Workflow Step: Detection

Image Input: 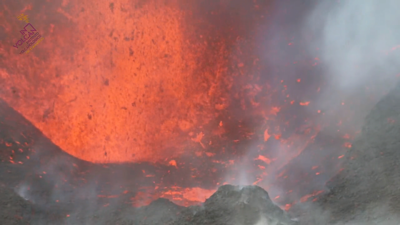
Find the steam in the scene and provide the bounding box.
[253,215,268,225]
[307,0,400,133]
[261,1,400,222]
[12,140,127,225]
[226,0,400,221]
[4,0,400,224]
[15,184,31,202]
[308,0,400,90]
[292,201,400,225]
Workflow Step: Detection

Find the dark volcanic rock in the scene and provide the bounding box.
[53,197,184,225]
[171,185,297,225]
[318,81,400,222]
[36,185,297,225]
[0,184,72,225]
[0,184,301,225]
[0,185,32,225]
[131,198,185,225]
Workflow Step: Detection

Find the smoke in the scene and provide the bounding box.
[15,184,31,202]
[225,0,400,214]
[3,0,400,224]
[253,215,269,225]
[225,0,400,220]
[250,201,400,225]
[292,201,400,225]
[304,0,400,133]
[11,137,130,225]
[307,0,400,90]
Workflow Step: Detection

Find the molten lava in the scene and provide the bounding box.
[0,0,243,163]
[0,0,362,209]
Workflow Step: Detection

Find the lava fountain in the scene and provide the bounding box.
[1,0,398,209]
[1,0,248,163]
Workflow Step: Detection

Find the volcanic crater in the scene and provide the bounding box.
[1,0,400,224]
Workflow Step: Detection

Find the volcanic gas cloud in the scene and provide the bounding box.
[1,0,399,208]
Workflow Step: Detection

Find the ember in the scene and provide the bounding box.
[1,0,400,224]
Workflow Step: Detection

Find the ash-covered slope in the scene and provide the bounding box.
[171,185,298,225]
[0,185,183,225]
[318,81,400,222]
[0,184,67,225]
[129,198,185,225]
[0,184,297,225]
[0,185,32,225]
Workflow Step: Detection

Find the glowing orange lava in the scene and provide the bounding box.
[0,0,236,163]
[1,0,354,209]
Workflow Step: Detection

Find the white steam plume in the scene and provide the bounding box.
[224,0,400,212]
[306,0,400,131]
[307,0,400,90]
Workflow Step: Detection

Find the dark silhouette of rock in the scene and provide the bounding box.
[0,185,32,225]
[170,185,298,225]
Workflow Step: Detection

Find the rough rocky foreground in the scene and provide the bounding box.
[2,85,400,225]
[2,81,400,225]
[0,183,299,225]
[314,81,400,224]
[170,185,298,225]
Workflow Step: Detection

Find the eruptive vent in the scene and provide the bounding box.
[2,0,399,210]
[1,0,246,163]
